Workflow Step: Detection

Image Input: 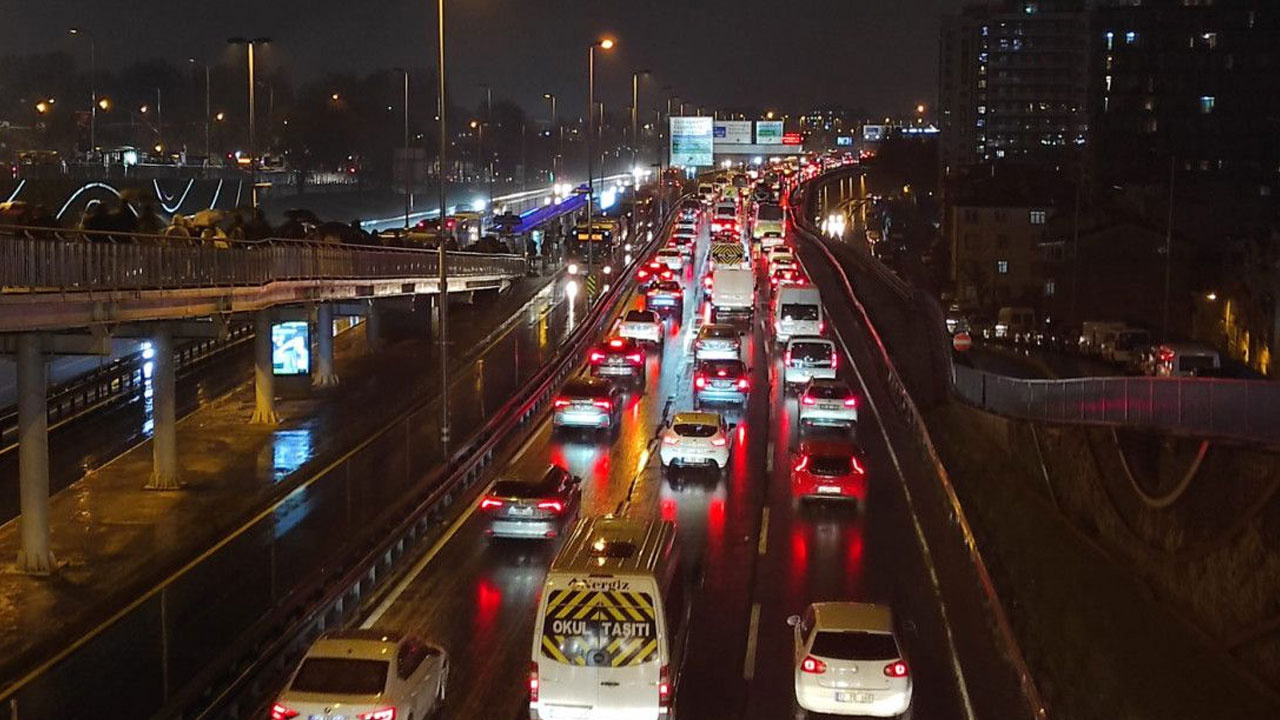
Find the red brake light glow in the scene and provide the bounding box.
[529,663,540,702]
[794,455,809,472]
[553,398,571,408]
[271,705,300,720]
[625,352,644,364]
[801,394,816,405]
[480,497,504,510]
[537,500,564,513]
[357,710,396,720]
[589,351,606,363]
[801,656,827,674]
[711,436,727,447]
[851,456,866,475]
[694,375,706,389]
[831,353,839,369]
[844,396,858,408]
[659,665,671,706]
[609,338,624,348]
[884,661,908,678]
[737,378,749,390]
[592,399,612,411]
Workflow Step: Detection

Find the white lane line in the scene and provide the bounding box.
[743,602,762,680]
[361,479,494,628]
[757,507,770,556]
[766,441,774,471]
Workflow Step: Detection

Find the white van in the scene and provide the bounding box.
[710,268,755,320]
[1155,342,1221,377]
[774,286,824,343]
[753,203,785,242]
[530,517,685,720]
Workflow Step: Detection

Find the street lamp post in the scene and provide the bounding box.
[227,37,271,207]
[68,28,96,156]
[188,58,211,160]
[586,38,616,282]
[631,69,649,171]
[435,0,451,444]
[543,93,558,180]
[394,68,411,229]
[154,87,163,152]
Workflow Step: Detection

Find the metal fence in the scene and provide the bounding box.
[0,233,527,293]
[953,364,1280,445]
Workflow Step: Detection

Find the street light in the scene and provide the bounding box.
[434,0,451,444]
[587,37,616,281]
[68,27,96,155]
[227,36,271,207]
[393,68,411,229]
[188,58,212,160]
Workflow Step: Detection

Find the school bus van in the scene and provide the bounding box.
[530,517,687,720]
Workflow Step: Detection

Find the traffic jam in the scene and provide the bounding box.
[269,161,914,720]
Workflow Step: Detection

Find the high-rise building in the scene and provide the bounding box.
[1090,0,1279,186]
[939,1,1090,177]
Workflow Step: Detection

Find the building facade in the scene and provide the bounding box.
[950,199,1054,309]
[939,0,1090,177]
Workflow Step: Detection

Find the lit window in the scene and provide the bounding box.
[1199,96,1216,114]
[1044,280,1056,296]
[1105,75,1113,92]
[1125,31,1138,45]
[1030,210,1046,225]
[1105,31,1114,51]
[1200,32,1217,49]
[996,260,1009,275]
[1024,2,1038,14]
[978,105,987,115]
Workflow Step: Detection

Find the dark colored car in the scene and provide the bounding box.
[588,336,647,389]
[645,280,685,317]
[693,359,750,407]
[481,465,582,540]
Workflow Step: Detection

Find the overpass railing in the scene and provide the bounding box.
[953,365,1280,445]
[0,229,526,293]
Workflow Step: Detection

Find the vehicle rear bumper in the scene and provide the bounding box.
[553,411,612,428]
[487,517,559,539]
[794,682,911,717]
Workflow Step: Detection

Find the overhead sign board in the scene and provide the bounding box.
[862,124,886,142]
[836,136,853,146]
[712,120,752,145]
[755,120,784,144]
[670,116,714,167]
[782,133,804,146]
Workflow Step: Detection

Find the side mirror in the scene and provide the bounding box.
[571,476,583,485]
[786,615,801,628]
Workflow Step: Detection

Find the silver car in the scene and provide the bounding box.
[798,379,858,428]
[694,323,742,361]
[481,466,581,540]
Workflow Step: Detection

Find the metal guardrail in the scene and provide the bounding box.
[0,230,527,294]
[0,324,253,452]
[952,365,1280,445]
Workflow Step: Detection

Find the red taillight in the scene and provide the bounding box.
[784,350,792,365]
[851,456,866,475]
[625,352,644,364]
[844,396,858,408]
[592,399,612,411]
[553,398,571,408]
[663,435,679,445]
[529,662,540,702]
[480,497,504,511]
[358,710,395,720]
[694,375,706,389]
[271,705,300,720]
[884,661,909,678]
[830,353,839,369]
[801,394,816,406]
[819,319,826,333]
[537,500,564,513]
[737,378,749,390]
[703,276,714,289]
[609,338,625,348]
[659,665,671,706]
[794,455,809,472]
[801,656,827,674]
[589,351,606,363]
[661,270,674,281]
[711,436,727,447]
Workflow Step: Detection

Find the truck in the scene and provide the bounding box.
[1079,320,1127,356]
[709,268,754,320]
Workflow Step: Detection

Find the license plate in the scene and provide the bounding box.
[511,506,533,516]
[820,402,842,410]
[818,485,842,494]
[712,381,734,389]
[835,691,874,704]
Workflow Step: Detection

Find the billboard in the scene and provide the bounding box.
[670,116,713,167]
[782,133,804,146]
[836,136,853,146]
[712,120,752,145]
[755,120,784,144]
[272,321,311,376]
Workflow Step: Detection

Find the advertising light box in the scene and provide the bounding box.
[670,116,714,167]
[272,321,311,376]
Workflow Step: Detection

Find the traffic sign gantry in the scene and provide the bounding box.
[952,331,973,352]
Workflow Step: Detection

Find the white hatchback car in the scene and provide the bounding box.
[798,378,859,428]
[272,629,448,720]
[659,411,732,471]
[788,603,912,718]
[783,336,838,390]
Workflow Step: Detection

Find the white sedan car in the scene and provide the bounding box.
[273,629,448,720]
[789,603,912,718]
[798,378,859,428]
[659,411,732,471]
[655,248,686,272]
[617,309,664,348]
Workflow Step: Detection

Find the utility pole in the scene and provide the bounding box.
[1162,156,1176,341]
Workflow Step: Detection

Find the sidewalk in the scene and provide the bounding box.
[0,275,559,690]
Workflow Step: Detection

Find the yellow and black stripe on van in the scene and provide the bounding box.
[540,589,660,667]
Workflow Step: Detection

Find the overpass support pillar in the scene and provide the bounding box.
[365,299,382,353]
[15,333,57,575]
[313,304,339,388]
[251,311,280,425]
[145,324,181,490]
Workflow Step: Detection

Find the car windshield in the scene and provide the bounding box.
[810,631,899,661]
[757,205,783,220]
[806,383,850,399]
[700,360,744,376]
[674,423,718,438]
[791,342,833,362]
[290,657,389,695]
[624,310,656,323]
[781,304,820,322]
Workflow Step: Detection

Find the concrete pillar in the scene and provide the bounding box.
[251,311,280,425]
[15,333,56,575]
[365,299,382,353]
[313,303,340,388]
[145,325,181,489]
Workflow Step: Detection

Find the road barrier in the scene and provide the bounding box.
[952,365,1280,445]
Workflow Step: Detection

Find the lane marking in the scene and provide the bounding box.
[766,441,774,471]
[361,479,494,628]
[743,602,762,680]
[757,507,770,556]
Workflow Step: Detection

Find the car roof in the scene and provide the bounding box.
[309,630,404,658]
[671,411,721,426]
[811,602,894,633]
[563,375,613,393]
[806,378,850,389]
[700,323,737,334]
[788,335,833,346]
[657,248,680,254]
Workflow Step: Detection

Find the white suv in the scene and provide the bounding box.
[783,336,838,390]
[788,603,912,718]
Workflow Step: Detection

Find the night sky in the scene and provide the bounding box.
[2,0,968,119]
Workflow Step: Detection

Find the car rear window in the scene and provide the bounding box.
[757,205,783,220]
[492,479,553,498]
[625,310,656,323]
[809,455,853,477]
[781,304,820,322]
[291,658,389,695]
[811,631,899,661]
[716,206,735,217]
[806,383,850,399]
[563,380,610,399]
[541,590,658,666]
[658,249,679,257]
[700,360,744,376]
[652,281,682,293]
[704,326,738,339]
[790,342,833,362]
[674,423,717,438]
